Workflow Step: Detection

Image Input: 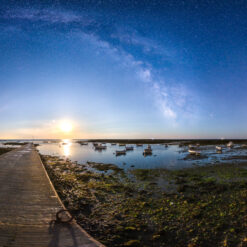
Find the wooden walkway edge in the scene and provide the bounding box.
[0,144,104,247]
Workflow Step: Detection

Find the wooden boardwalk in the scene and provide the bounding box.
[0,144,104,247]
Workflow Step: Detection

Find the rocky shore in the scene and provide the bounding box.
[42,154,247,247]
[0,147,15,155]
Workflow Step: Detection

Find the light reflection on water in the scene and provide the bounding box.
[35,140,247,170]
[61,139,71,157]
[1,139,247,169]
[37,141,192,169]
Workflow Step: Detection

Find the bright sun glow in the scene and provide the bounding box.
[60,122,73,133]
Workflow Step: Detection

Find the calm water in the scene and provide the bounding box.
[1,139,247,169]
[34,139,247,170]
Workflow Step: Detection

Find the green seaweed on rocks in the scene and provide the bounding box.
[0,147,15,155]
[41,154,247,247]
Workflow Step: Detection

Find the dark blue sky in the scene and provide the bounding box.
[0,0,247,138]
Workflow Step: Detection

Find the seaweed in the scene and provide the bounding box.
[42,154,247,247]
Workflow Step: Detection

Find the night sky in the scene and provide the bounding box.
[1,0,247,139]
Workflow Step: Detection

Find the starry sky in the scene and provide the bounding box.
[0,0,247,139]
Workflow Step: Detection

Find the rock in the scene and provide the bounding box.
[124,240,141,246]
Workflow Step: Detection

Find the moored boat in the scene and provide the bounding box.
[143,148,152,155]
[126,146,134,151]
[116,150,126,156]
[79,142,88,145]
[143,145,152,155]
[188,149,196,155]
[188,149,200,155]
[95,144,107,150]
[227,141,234,148]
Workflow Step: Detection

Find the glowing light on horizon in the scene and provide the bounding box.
[60,121,73,133]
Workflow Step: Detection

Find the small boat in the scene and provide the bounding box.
[111,143,117,146]
[119,143,126,147]
[116,150,126,156]
[227,141,234,148]
[188,149,200,155]
[196,143,200,147]
[93,143,99,147]
[79,142,88,145]
[136,144,143,147]
[188,144,193,148]
[165,144,168,148]
[143,145,152,156]
[242,144,247,148]
[126,146,134,151]
[188,149,196,155]
[95,144,107,150]
[216,146,222,151]
[143,148,152,155]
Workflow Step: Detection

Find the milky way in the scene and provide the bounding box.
[0,0,247,138]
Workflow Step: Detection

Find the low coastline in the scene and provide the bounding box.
[41,153,247,247]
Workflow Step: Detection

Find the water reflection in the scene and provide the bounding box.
[38,141,194,169]
[37,140,247,170]
[61,139,71,157]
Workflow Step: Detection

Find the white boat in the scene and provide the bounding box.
[116,150,126,156]
[95,144,107,150]
[216,146,222,151]
[188,149,196,155]
[126,146,134,151]
[227,141,234,148]
[188,149,200,155]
